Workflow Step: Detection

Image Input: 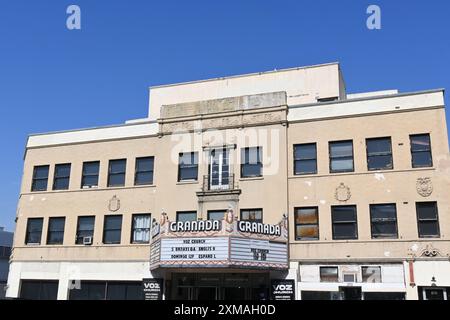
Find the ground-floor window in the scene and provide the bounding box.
[19,280,58,300]
[69,281,143,300]
[363,292,405,300]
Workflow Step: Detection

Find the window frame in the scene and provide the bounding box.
[369,203,398,239]
[329,140,354,173]
[410,134,433,168]
[416,202,440,238]
[293,143,318,175]
[25,217,44,245]
[131,213,151,244]
[240,147,263,178]
[75,215,96,245]
[366,137,393,171]
[331,205,358,240]
[176,211,197,222]
[361,266,382,283]
[178,152,199,182]
[52,163,71,190]
[81,161,100,188]
[294,207,319,241]
[31,165,50,192]
[107,159,127,187]
[46,217,66,245]
[134,157,154,186]
[319,266,339,283]
[240,208,263,223]
[103,215,123,244]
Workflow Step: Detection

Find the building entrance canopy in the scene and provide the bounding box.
[150,211,288,270]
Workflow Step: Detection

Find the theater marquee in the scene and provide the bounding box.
[150,210,288,270]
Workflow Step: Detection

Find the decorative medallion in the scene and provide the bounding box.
[420,244,441,257]
[160,211,168,227]
[416,177,433,197]
[334,183,351,202]
[108,195,120,212]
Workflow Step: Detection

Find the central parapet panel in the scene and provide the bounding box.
[150,212,288,270]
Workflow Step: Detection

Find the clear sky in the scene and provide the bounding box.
[0,0,449,231]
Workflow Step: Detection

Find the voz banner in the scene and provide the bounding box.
[271,279,295,300]
[143,278,163,300]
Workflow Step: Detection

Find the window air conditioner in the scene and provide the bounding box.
[343,273,356,283]
[83,236,93,245]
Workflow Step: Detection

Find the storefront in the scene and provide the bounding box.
[148,211,290,300]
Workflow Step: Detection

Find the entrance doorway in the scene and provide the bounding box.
[422,287,448,300]
[169,273,269,300]
[339,286,362,300]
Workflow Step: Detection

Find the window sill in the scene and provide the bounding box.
[239,176,264,181]
[176,180,199,185]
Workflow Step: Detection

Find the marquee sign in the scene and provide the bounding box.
[150,210,288,270]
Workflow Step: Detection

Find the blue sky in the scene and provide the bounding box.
[0,0,449,231]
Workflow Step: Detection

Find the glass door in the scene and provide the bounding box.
[210,148,229,190]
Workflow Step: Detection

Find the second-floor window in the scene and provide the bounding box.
[294,143,317,175]
[53,163,71,190]
[366,137,393,170]
[81,161,100,188]
[240,209,263,223]
[294,207,319,240]
[76,216,95,244]
[370,204,398,238]
[176,211,197,222]
[108,159,127,187]
[103,215,123,244]
[329,140,354,173]
[331,205,358,240]
[25,218,43,244]
[207,210,226,221]
[31,165,49,192]
[134,157,154,185]
[131,214,151,243]
[410,134,433,168]
[362,266,382,283]
[241,147,263,178]
[178,152,198,181]
[416,202,440,238]
[47,217,65,245]
[320,266,338,282]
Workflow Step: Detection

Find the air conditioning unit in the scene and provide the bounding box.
[83,236,93,245]
[343,273,356,283]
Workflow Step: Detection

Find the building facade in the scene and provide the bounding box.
[0,227,13,299]
[6,62,450,300]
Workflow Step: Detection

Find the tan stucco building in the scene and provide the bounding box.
[6,62,450,300]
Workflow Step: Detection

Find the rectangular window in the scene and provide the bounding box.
[410,134,433,168]
[178,152,198,181]
[31,165,49,191]
[47,217,65,245]
[134,157,154,185]
[81,161,100,188]
[362,266,382,283]
[320,266,339,282]
[240,209,263,223]
[241,147,263,178]
[52,163,71,190]
[294,143,317,175]
[131,214,151,243]
[207,210,226,221]
[25,218,43,244]
[68,281,143,300]
[19,280,58,300]
[329,140,354,173]
[416,202,440,238]
[103,215,123,244]
[176,211,197,222]
[366,137,393,170]
[331,205,358,240]
[294,207,319,240]
[370,204,398,239]
[76,216,95,244]
[108,159,127,187]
